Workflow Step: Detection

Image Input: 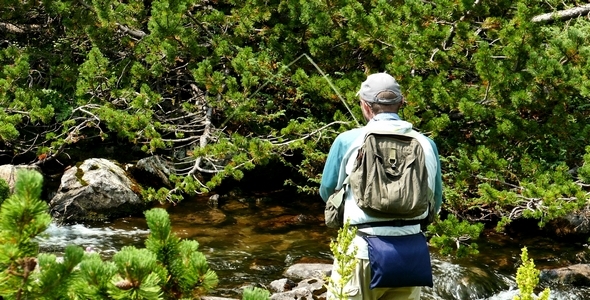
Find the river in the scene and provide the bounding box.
[37,194,590,299]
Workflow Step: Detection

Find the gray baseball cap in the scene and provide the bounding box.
[356,73,403,104]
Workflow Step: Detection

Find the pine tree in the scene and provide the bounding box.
[0,170,218,299]
[0,170,52,299]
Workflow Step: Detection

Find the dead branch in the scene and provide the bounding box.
[0,22,42,34]
[117,23,146,40]
[532,4,590,23]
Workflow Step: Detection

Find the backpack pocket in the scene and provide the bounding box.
[325,188,345,228]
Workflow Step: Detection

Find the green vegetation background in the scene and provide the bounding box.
[1,0,590,238]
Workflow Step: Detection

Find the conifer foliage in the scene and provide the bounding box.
[0,170,218,300]
[1,1,589,234]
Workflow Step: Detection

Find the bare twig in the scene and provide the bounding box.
[271,121,350,146]
[474,175,523,191]
[430,48,439,62]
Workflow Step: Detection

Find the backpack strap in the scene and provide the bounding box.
[343,175,350,186]
[353,219,422,228]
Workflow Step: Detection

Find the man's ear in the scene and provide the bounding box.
[360,99,368,108]
[361,100,373,112]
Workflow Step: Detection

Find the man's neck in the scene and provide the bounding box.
[372,112,401,121]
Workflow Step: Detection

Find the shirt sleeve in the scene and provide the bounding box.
[319,134,346,202]
[427,137,443,213]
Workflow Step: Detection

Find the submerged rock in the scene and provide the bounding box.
[254,214,322,233]
[540,263,590,286]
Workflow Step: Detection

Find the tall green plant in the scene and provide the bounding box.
[325,219,358,300]
[242,286,271,300]
[145,208,218,298]
[513,247,550,300]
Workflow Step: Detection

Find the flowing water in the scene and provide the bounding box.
[37,194,590,299]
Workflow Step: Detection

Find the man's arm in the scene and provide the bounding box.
[319,137,344,202]
[427,138,443,213]
[319,129,362,202]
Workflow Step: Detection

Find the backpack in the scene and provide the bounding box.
[349,128,435,227]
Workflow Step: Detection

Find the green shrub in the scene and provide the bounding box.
[0,170,218,299]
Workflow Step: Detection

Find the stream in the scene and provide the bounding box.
[37,194,590,299]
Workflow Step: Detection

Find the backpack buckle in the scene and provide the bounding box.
[389,148,397,169]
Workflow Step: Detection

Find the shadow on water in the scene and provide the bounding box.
[38,194,590,299]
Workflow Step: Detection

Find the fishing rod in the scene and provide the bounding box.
[220,53,361,128]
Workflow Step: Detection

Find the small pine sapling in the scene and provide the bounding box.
[145,208,218,298]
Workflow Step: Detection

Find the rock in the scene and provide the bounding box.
[270,287,316,300]
[540,263,590,286]
[269,278,297,293]
[130,155,173,188]
[544,207,590,237]
[209,194,220,208]
[0,164,42,193]
[296,278,327,296]
[270,278,327,300]
[282,263,332,281]
[265,263,332,300]
[49,158,145,222]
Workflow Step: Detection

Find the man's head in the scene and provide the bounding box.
[357,73,404,121]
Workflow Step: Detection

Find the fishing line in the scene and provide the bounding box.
[219,53,361,128]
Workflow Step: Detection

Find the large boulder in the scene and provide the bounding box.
[49,158,145,222]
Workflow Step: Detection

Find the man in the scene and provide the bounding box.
[319,72,443,299]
